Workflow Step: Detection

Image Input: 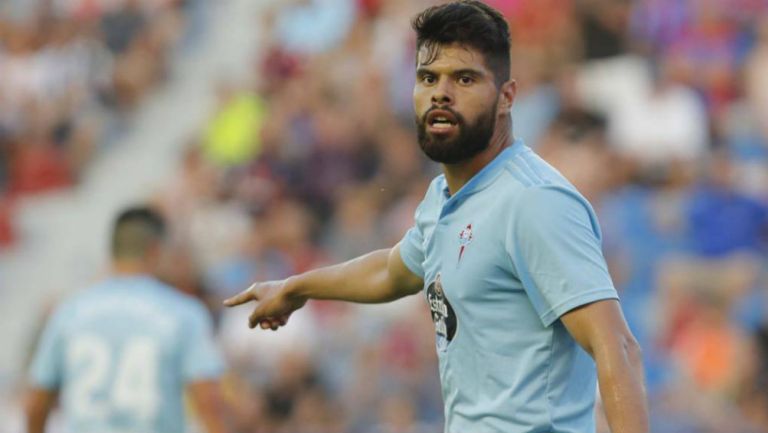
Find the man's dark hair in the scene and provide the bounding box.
[412,0,511,87]
[111,206,166,259]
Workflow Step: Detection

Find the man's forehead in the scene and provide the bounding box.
[416,43,487,70]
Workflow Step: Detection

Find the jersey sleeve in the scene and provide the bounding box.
[181,303,225,382]
[29,307,68,389]
[399,226,425,279]
[399,200,428,279]
[507,186,619,327]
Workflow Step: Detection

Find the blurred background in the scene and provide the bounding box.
[1,0,767,431]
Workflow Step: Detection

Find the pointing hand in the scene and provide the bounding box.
[223,279,307,330]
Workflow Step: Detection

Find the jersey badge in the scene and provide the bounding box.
[458,223,473,262]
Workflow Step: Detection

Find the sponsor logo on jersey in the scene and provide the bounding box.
[426,273,457,351]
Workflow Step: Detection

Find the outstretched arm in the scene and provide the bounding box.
[187,380,230,433]
[560,299,649,433]
[26,388,56,433]
[224,243,423,329]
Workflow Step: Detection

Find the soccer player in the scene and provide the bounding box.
[26,207,228,433]
[224,1,649,432]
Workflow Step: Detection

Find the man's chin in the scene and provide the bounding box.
[424,136,456,148]
[421,143,464,164]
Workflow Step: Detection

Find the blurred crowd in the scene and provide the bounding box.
[0,0,193,247]
[6,0,768,432]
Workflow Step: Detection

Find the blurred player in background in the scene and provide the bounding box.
[25,207,228,433]
[225,1,648,432]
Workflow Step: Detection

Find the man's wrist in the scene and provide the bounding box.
[284,275,308,301]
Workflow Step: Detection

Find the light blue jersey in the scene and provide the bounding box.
[29,275,224,433]
[400,140,619,433]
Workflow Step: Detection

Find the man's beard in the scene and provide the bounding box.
[415,106,496,164]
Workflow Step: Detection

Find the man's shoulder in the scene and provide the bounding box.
[67,276,207,321]
[496,146,573,191]
[139,278,210,320]
[493,149,593,216]
[52,280,111,315]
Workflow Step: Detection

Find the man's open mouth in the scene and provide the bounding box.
[426,109,459,133]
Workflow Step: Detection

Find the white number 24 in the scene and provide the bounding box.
[67,335,160,422]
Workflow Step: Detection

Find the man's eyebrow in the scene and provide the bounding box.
[452,68,485,78]
[416,67,486,77]
[416,67,435,76]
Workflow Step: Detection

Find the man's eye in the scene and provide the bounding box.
[459,76,474,85]
[422,75,436,84]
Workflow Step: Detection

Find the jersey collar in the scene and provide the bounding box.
[441,138,524,203]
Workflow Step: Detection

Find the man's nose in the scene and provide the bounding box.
[431,78,454,106]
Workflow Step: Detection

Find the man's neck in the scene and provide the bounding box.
[112,259,153,277]
[442,118,513,196]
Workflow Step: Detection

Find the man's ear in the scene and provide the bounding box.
[497,79,517,114]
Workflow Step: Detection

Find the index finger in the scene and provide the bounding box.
[223,284,259,307]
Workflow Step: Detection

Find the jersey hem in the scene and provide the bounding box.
[28,376,59,390]
[399,247,424,279]
[540,287,619,327]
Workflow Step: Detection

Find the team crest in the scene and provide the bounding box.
[458,223,473,262]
